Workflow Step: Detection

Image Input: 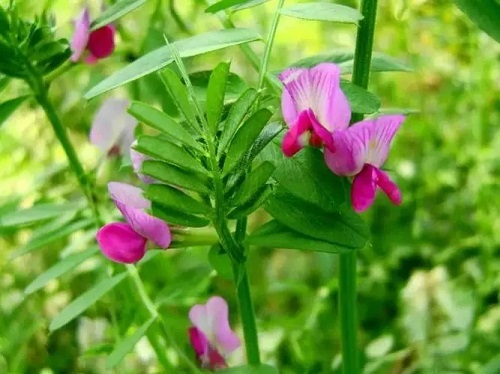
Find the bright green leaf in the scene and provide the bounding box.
[208,245,233,280]
[152,203,210,228]
[24,247,99,295]
[280,3,363,24]
[231,0,271,12]
[229,161,275,206]
[228,185,273,219]
[0,95,30,128]
[220,364,279,374]
[146,184,211,215]
[141,160,210,194]
[159,69,199,129]
[0,200,85,228]
[84,28,262,99]
[222,108,272,175]
[91,0,148,30]
[247,220,351,254]
[453,0,500,43]
[340,81,381,114]
[135,135,208,175]
[128,101,203,151]
[0,75,10,94]
[107,317,155,369]
[218,88,259,155]
[49,273,127,331]
[206,0,251,13]
[206,62,231,134]
[190,70,249,105]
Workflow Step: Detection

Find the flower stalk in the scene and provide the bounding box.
[338,0,379,373]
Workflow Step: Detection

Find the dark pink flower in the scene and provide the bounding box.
[188,296,240,370]
[89,98,137,157]
[96,182,171,263]
[70,8,115,64]
[324,115,405,212]
[279,63,350,157]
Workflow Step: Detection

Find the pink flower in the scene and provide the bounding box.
[70,8,115,64]
[96,182,171,263]
[130,141,155,184]
[324,115,405,212]
[279,63,351,157]
[90,98,137,157]
[189,296,240,371]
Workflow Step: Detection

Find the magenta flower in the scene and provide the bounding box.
[96,182,171,263]
[70,8,115,64]
[90,98,137,157]
[279,63,351,157]
[130,141,155,184]
[189,296,240,370]
[324,115,405,212]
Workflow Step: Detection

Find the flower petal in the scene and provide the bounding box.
[189,296,240,356]
[96,222,147,263]
[108,182,171,248]
[282,109,313,157]
[280,63,350,132]
[87,25,115,59]
[351,164,378,212]
[279,67,305,126]
[130,142,155,184]
[70,8,90,62]
[324,120,373,176]
[189,327,209,357]
[364,115,405,167]
[374,168,402,206]
[90,98,137,155]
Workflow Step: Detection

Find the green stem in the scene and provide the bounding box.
[257,0,285,92]
[44,60,75,84]
[351,0,378,122]
[338,1,378,373]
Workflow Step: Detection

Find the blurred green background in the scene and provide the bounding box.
[1,0,499,373]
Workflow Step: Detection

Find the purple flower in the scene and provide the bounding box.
[279,63,351,157]
[70,8,115,64]
[130,141,155,184]
[189,296,240,370]
[96,182,171,263]
[89,98,137,157]
[324,115,405,212]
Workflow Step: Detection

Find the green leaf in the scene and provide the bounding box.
[340,81,381,114]
[453,0,500,43]
[152,202,210,228]
[9,219,94,260]
[24,247,99,295]
[107,317,155,369]
[218,88,259,155]
[159,69,199,128]
[141,160,210,194]
[146,184,211,215]
[49,273,127,331]
[245,122,283,166]
[0,200,85,228]
[220,364,279,374]
[0,75,11,94]
[266,188,369,249]
[206,0,251,13]
[231,0,271,12]
[0,95,30,128]
[84,28,261,99]
[222,108,272,175]
[208,245,233,280]
[206,62,231,134]
[190,70,248,105]
[135,135,208,175]
[229,161,275,206]
[280,3,363,24]
[228,185,273,219]
[290,50,412,73]
[247,220,350,254]
[128,101,203,151]
[91,0,148,30]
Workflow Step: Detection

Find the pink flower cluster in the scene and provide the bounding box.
[279,63,405,212]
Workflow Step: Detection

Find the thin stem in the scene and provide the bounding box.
[257,0,285,92]
[44,60,75,84]
[338,1,379,373]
